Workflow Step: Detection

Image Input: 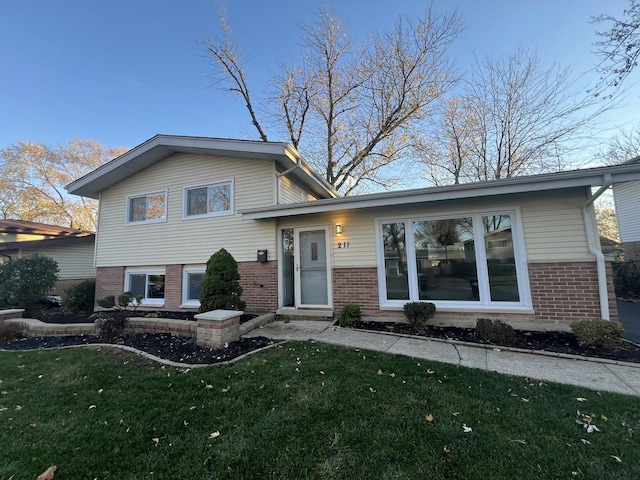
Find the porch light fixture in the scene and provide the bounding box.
[336,224,343,235]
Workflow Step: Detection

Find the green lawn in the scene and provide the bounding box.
[0,343,638,479]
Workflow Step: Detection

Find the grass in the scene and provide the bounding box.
[0,342,639,479]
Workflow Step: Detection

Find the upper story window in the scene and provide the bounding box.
[184,179,234,219]
[126,191,167,225]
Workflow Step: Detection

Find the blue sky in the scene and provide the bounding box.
[1,0,637,159]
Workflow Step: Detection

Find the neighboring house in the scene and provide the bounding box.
[67,135,640,330]
[613,155,640,261]
[0,219,96,294]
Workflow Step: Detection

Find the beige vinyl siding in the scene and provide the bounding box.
[18,242,96,279]
[276,188,592,267]
[96,153,277,266]
[613,181,640,242]
[279,175,317,204]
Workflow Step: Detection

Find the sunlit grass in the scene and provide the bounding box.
[0,342,638,479]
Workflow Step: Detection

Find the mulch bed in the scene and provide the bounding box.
[3,310,639,365]
[357,321,640,364]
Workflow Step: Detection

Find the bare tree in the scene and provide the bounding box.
[0,139,128,230]
[420,48,609,183]
[593,0,640,92]
[200,5,461,194]
[596,122,640,165]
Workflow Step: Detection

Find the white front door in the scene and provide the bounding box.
[294,227,331,308]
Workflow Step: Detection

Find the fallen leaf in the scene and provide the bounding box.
[511,439,527,444]
[377,369,383,375]
[425,414,434,422]
[576,397,587,402]
[462,424,472,433]
[610,455,622,463]
[443,445,452,453]
[585,424,600,433]
[37,465,57,480]
[209,431,220,439]
[88,405,96,410]
[15,405,22,411]
[581,439,591,445]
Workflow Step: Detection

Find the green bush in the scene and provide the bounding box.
[0,254,59,316]
[199,248,246,312]
[475,318,517,344]
[612,261,640,299]
[338,303,362,327]
[403,302,436,328]
[570,319,626,349]
[64,279,96,313]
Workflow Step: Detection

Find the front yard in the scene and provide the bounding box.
[0,342,638,479]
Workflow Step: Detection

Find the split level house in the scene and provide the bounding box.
[0,219,96,294]
[67,135,640,330]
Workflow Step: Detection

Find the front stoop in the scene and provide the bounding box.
[196,310,242,348]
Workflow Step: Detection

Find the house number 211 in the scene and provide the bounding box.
[337,241,350,249]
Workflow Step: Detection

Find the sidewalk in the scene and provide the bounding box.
[245,320,640,397]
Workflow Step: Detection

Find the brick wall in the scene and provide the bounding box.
[164,264,183,310]
[333,267,380,317]
[528,261,618,323]
[238,261,278,313]
[95,266,125,305]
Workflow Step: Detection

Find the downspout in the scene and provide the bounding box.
[582,174,613,320]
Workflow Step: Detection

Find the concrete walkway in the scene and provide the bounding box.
[245,320,640,397]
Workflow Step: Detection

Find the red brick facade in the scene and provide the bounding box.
[96,261,277,314]
[96,259,617,327]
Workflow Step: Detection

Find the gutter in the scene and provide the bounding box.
[582,174,613,320]
[274,162,301,204]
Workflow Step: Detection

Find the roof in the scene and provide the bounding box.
[241,161,640,219]
[0,233,95,252]
[0,219,94,238]
[66,134,338,200]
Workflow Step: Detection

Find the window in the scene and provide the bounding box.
[184,180,233,218]
[125,269,166,306]
[377,210,529,310]
[182,268,205,307]
[126,191,166,224]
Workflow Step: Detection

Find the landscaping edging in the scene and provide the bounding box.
[1,312,275,338]
[349,326,640,369]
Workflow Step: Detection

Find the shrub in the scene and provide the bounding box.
[0,322,23,342]
[95,291,141,341]
[612,261,640,299]
[64,279,96,313]
[0,254,59,316]
[94,310,129,342]
[338,303,361,327]
[199,248,246,312]
[571,319,626,349]
[475,318,517,344]
[403,302,436,328]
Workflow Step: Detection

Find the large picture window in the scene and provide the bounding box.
[184,180,233,218]
[126,191,166,224]
[125,269,166,306]
[377,210,529,310]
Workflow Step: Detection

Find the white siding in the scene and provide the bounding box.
[276,189,592,267]
[19,242,96,279]
[96,153,278,266]
[613,181,640,242]
[279,175,317,204]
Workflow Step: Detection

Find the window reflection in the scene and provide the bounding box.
[382,222,409,300]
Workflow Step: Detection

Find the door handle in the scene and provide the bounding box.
[296,264,299,272]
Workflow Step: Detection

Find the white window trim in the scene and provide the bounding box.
[183,179,234,220]
[181,266,206,308]
[375,207,532,312]
[125,190,168,225]
[124,268,166,306]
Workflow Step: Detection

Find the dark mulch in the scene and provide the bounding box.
[0,333,275,365]
[357,321,640,364]
[1,310,268,365]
